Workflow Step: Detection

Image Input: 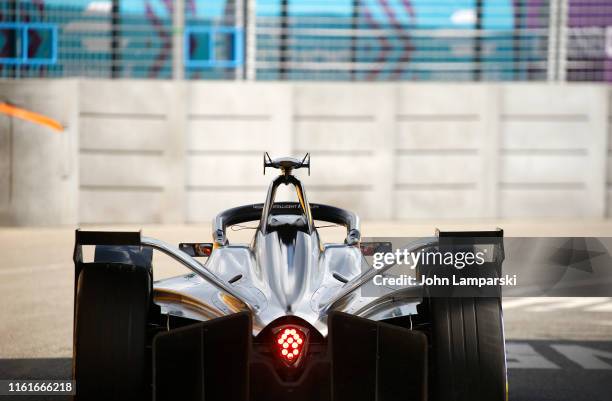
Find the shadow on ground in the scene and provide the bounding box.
[1,344,611,401]
[0,359,71,401]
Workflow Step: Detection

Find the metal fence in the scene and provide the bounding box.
[0,0,610,82]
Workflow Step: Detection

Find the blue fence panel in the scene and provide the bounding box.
[184,26,244,69]
[0,22,57,66]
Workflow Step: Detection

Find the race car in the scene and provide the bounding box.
[72,154,507,401]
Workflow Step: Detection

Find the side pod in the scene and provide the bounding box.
[153,312,251,401]
[329,312,428,401]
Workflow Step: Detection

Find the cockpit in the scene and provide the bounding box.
[211,154,360,247]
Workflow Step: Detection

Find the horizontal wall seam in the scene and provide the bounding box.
[80,112,166,120]
[397,114,480,122]
[187,185,267,192]
[396,149,479,155]
[501,149,588,156]
[501,114,588,122]
[395,183,477,190]
[293,149,373,156]
[294,115,375,122]
[80,185,164,192]
[188,114,270,121]
[305,185,373,191]
[187,185,373,192]
[187,150,264,156]
[80,149,164,156]
[499,182,585,190]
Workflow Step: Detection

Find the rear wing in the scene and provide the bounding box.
[73,229,142,286]
[72,229,144,317]
[73,229,141,261]
[429,228,505,297]
[74,229,141,247]
[436,228,505,265]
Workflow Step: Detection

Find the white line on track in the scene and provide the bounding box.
[526,298,612,312]
[550,345,612,370]
[502,298,556,310]
[506,343,561,369]
[507,342,612,370]
[503,297,612,312]
[585,302,612,312]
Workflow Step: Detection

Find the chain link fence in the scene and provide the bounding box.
[0,0,610,82]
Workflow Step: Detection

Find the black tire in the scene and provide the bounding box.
[73,248,152,401]
[428,297,507,401]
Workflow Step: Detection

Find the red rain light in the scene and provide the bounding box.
[274,326,306,366]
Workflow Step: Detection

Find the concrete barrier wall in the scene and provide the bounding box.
[0,80,609,225]
[78,81,185,224]
[0,80,79,226]
[186,82,292,223]
[500,85,607,218]
[395,85,495,219]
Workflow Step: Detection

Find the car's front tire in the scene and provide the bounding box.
[428,297,507,401]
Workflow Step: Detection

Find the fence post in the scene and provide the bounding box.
[547,0,560,81]
[234,0,244,80]
[173,0,185,80]
[245,0,257,80]
[350,0,360,81]
[547,0,568,82]
[111,0,121,78]
[475,0,483,81]
[279,0,289,80]
[557,0,569,82]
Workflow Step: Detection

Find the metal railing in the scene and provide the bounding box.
[0,0,610,82]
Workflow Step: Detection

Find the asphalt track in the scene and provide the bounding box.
[1,223,611,400]
[1,340,611,401]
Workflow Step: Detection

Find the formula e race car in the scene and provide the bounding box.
[72,154,507,401]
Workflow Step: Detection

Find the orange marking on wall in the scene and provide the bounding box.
[0,102,63,132]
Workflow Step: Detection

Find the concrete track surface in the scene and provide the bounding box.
[1,221,611,400]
